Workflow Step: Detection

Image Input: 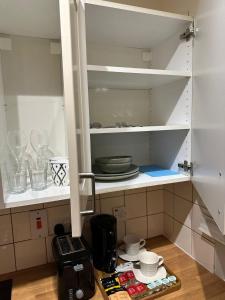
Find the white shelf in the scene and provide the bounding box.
[4,185,70,208]
[95,172,190,194]
[87,65,192,89]
[86,0,193,49]
[90,125,190,134]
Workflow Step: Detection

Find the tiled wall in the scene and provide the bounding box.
[99,186,164,240]
[0,200,71,275]
[0,186,164,275]
[1,182,225,281]
[164,182,225,279]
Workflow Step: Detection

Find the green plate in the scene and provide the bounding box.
[93,164,139,178]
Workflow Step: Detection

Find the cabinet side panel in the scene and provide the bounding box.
[0,53,8,206]
[151,26,192,72]
[192,0,225,234]
[150,130,191,171]
[150,78,192,126]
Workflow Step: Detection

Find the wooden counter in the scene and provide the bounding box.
[1,236,225,300]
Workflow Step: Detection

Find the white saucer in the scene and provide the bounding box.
[118,248,147,262]
[132,266,167,284]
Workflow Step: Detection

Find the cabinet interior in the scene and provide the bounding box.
[0,2,69,206]
[86,4,192,171]
[91,130,190,170]
[0,35,66,157]
[0,0,193,206]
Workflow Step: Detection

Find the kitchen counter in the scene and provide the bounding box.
[1,236,225,300]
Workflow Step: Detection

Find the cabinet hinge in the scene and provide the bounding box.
[180,22,195,41]
[178,160,193,175]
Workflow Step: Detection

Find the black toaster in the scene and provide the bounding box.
[52,233,95,300]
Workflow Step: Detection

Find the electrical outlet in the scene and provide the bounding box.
[113,207,127,220]
[30,210,48,239]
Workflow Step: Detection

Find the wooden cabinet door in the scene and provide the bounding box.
[59,0,92,237]
[192,0,225,234]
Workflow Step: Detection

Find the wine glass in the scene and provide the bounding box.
[7,130,28,171]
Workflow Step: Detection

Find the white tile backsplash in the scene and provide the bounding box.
[148,214,164,238]
[0,182,222,279]
[0,208,10,215]
[44,200,70,208]
[147,185,163,191]
[192,231,215,273]
[173,220,192,255]
[125,188,146,195]
[15,238,47,270]
[126,216,147,239]
[101,196,124,215]
[164,190,174,217]
[174,196,192,228]
[147,190,163,215]
[215,242,225,280]
[89,199,101,214]
[46,235,54,263]
[47,205,71,235]
[117,221,126,241]
[164,214,174,241]
[100,191,124,199]
[0,244,16,275]
[191,203,212,236]
[125,192,146,219]
[163,184,174,193]
[193,187,206,208]
[11,204,44,213]
[174,182,192,202]
[0,214,13,245]
[12,212,31,242]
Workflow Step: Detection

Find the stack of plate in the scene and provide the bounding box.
[93,156,139,181]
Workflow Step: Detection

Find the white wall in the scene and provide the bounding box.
[1,36,66,156]
[0,53,8,199]
[0,54,7,146]
[160,0,198,16]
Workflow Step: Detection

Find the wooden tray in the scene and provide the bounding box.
[95,264,181,300]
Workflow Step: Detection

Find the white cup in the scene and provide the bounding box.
[123,234,146,256]
[138,251,164,277]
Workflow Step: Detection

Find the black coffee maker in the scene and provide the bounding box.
[90,214,117,273]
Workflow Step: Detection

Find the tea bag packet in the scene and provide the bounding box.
[118,271,136,287]
[127,283,148,299]
[161,278,170,288]
[167,275,177,285]
[109,291,131,300]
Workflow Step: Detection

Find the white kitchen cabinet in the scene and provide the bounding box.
[0,0,93,236]
[0,0,225,237]
[84,0,193,193]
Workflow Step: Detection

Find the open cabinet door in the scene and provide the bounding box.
[192,0,225,234]
[59,0,93,237]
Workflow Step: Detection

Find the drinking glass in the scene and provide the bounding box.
[8,169,27,194]
[29,168,47,191]
[29,164,47,191]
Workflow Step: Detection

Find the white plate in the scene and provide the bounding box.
[118,248,147,262]
[132,266,167,284]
